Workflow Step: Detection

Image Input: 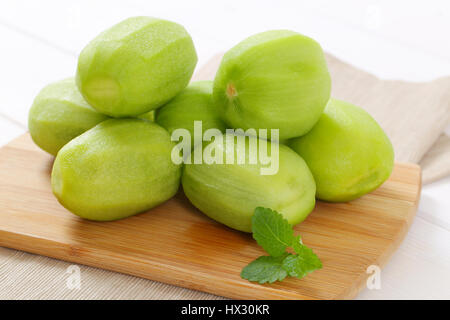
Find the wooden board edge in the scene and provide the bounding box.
[335,164,422,299]
[0,230,314,300]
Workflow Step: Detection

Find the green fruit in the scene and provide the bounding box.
[289,99,394,202]
[28,78,109,156]
[52,119,181,221]
[138,110,155,122]
[182,133,316,232]
[213,30,331,140]
[76,16,198,117]
[155,80,227,147]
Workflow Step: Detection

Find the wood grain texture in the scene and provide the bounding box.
[0,134,421,299]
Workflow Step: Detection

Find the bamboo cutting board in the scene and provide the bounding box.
[0,133,420,299]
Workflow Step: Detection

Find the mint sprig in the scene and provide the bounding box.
[241,207,322,284]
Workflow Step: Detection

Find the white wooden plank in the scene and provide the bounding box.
[357,215,450,299]
[0,0,144,56]
[0,1,449,81]
[0,117,25,147]
[418,176,450,231]
[298,0,450,62]
[0,24,76,126]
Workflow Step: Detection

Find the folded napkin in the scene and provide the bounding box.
[1,53,449,300]
[420,134,450,184]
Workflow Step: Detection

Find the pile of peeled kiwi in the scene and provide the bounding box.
[29,16,394,233]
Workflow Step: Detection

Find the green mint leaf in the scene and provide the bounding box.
[241,254,288,284]
[291,235,303,253]
[242,207,322,284]
[282,237,322,279]
[251,207,293,257]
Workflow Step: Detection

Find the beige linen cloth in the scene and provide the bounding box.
[1,54,449,299]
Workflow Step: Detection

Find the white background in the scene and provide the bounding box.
[0,0,449,299]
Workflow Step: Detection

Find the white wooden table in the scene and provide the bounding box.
[0,0,449,299]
